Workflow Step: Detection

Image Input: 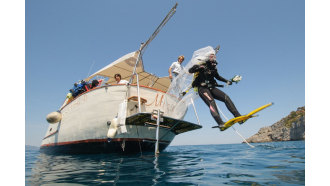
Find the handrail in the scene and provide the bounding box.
[135,72,142,113]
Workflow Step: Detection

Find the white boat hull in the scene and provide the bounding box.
[41,85,201,154]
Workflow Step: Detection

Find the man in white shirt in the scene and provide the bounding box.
[114,73,129,84]
[168,55,185,81]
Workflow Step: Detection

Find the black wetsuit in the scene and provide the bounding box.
[189,60,241,126]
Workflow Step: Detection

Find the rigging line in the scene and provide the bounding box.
[132,73,154,84]
[155,81,170,89]
[109,65,164,87]
[147,75,154,86]
[128,73,166,88]
[96,65,133,83]
[114,65,138,75]
[217,106,229,121]
[86,60,96,78]
[149,75,159,87]
[191,97,201,125]
[216,105,255,148]
[135,73,168,88]
[138,73,168,88]
[232,126,255,148]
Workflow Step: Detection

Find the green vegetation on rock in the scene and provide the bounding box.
[283,106,305,128]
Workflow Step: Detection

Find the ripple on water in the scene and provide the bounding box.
[218,173,256,178]
[227,180,263,186]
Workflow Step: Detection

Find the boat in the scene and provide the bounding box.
[40,3,202,154]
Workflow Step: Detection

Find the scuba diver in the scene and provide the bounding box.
[188,53,242,128]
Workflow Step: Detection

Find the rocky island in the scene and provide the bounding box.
[245,106,305,143]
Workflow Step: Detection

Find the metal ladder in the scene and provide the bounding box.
[151,109,164,155]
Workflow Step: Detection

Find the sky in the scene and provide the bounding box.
[24,0,306,147]
[23,0,305,147]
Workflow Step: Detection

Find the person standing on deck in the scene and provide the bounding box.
[168,55,185,81]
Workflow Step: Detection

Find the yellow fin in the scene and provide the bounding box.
[218,102,273,131]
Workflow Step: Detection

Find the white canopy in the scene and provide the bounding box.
[85,51,171,92]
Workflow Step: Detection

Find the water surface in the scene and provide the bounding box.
[26,141,305,185]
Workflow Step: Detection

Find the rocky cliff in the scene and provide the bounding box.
[245,106,305,143]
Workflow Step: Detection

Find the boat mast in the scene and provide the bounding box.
[129,2,178,84]
[128,3,178,113]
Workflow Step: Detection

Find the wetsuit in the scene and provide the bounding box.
[188,60,241,126]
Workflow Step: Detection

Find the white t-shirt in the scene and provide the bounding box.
[169,61,183,74]
[117,79,129,84]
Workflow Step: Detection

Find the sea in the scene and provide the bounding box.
[26,141,305,185]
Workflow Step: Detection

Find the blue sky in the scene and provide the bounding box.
[24,0,305,146]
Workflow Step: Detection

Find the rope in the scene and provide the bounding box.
[86,60,96,78]
[217,105,255,148]
[191,98,201,125]
[231,126,255,148]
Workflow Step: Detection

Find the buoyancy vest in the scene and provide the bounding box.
[190,60,223,88]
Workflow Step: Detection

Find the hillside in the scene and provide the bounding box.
[245,106,305,143]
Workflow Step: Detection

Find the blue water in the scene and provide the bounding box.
[26,141,304,185]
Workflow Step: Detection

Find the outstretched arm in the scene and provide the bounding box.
[214,69,231,84]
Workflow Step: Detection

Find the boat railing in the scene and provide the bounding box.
[59,83,172,111]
